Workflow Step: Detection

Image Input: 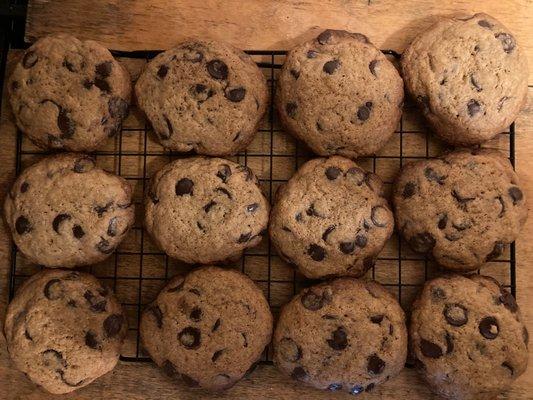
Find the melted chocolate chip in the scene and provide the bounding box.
[203,200,217,213]
[212,349,224,362]
[325,167,341,180]
[96,61,112,77]
[438,214,448,230]
[495,32,516,53]
[355,234,367,248]
[367,354,385,375]
[424,167,446,184]
[57,108,75,139]
[308,244,326,261]
[190,307,202,322]
[486,241,505,261]
[96,238,114,254]
[420,339,443,358]
[216,164,232,183]
[44,279,63,300]
[327,327,348,350]
[94,77,110,92]
[301,289,331,311]
[508,186,523,205]
[107,217,118,237]
[323,59,340,74]
[212,318,221,332]
[207,59,228,80]
[444,304,468,327]
[157,65,168,79]
[238,232,252,243]
[176,178,194,196]
[286,102,298,118]
[339,241,355,254]
[179,327,201,349]
[467,99,481,116]
[85,330,99,349]
[479,316,499,339]
[108,96,128,119]
[408,232,436,254]
[322,225,335,241]
[357,102,373,121]
[371,315,384,324]
[72,225,85,239]
[20,181,29,193]
[279,337,302,362]
[22,51,38,68]
[226,87,246,102]
[291,366,307,381]
[103,314,124,337]
[317,30,333,44]
[478,20,493,29]
[15,216,32,234]
[52,213,71,233]
[502,362,514,376]
[402,182,416,198]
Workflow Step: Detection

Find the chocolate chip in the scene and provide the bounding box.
[371,206,388,227]
[486,241,505,261]
[499,290,518,313]
[350,386,364,395]
[339,241,355,254]
[212,349,224,362]
[157,65,168,79]
[323,59,340,74]
[24,329,32,340]
[366,383,375,392]
[317,30,333,44]
[94,77,110,92]
[325,167,341,180]
[445,333,454,354]
[203,200,217,213]
[424,167,446,184]
[369,59,379,76]
[83,79,93,89]
[367,354,385,375]
[467,99,481,116]
[104,314,124,337]
[495,32,516,53]
[108,96,129,119]
[523,327,529,346]
[105,217,118,237]
[290,69,300,79]
[291,366,307,381]
[502,362,514,376]
[189,288,201,296]
[478,20,493,29]
[96,61,112,77]
[307,50,318,58]
[22,51,38,68]
[295,212,303,222]
[370,315,384,324]
[408,232,436,254]
[216,164,232,183]
[225,87,246,102]
[183,46,204,62]
[212,318,221,332]
[20,182,29,193]
[73,156,95,173]
[96,238,114,254]
[402,182,416,198]
[444,304,468,326]
[420,339,443,358]
[246,203,259,213]
[190,307,202,322]
[363,257,376,270]
[308,244,326,261]
[355,234,367,248]
[181,374,200,387]
[51,213,70,233]
[64,60,77,72]
[85,331,99,349]
[72,225,85,239]
[470,75,482,92]
[238,232,252,243]
[237,165,254,181]
[498,96,510,111]
[57,108,75,139]
[286,102,298,118]
[306,203,321,217]
[94,202,112,217]
[327,327,348,350]
[179,327,201,349]
[328,383,343,391]
[438,214,448,230]
[15,216,31,235]
[11,80,20,91]
[322,225,335,241]
[42,349,66,368]
[279,337,302,362]
[301,289,330,311]
[175,178,194,196]
[44,279,63,300]
[207,59,228,80]
[357,103,372,121]
[479,317,499,339]
[149,305,163,328]
[162,360,177,377]
[508,186,523,205]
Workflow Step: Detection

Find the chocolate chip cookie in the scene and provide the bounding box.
[140,266,273,391]
[4,269,127,394]
[135,39,268,155]
[8,33,131,151]
[269,156,393,279]
[4,153,134,268]
[393,149,527,271]
[276,29,403,158]
[411,274,528,400]
[402,13,528,145]
[145,157,269,264]
[273,278,407,394]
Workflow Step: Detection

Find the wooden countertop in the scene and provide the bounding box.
[1,1,533,398]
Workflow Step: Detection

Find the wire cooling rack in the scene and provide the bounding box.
[3,49,516,363]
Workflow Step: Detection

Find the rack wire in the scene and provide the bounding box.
[2,44,516,362]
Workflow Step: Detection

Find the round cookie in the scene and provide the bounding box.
[276,29,403,158]
[269,156,394,279]
[145,157,269,264]
[4,269,127,394]
[140,266,273,391]
[273,278,407,394]
[402,13,528,145]
[410,274,528,400]
[8,33,131,151]
[135,39,268,155]
[4,153,134,268]
[392,148,527,271]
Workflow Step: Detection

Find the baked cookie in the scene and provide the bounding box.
[140,266,273,391]
[4,269,127,394]
[276,29,403,158]
[135,39,268,155]
[269,156,393,279]
[4,153,134,268]
[145,157,269,264]
[392,149,527,271]
[402,13,528,145]
[273,278,407,394]
[410,274,528,400]
[8,33,131,151]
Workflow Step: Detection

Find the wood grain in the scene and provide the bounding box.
[26,0,533,83]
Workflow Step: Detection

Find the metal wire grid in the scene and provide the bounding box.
[3,49,516,363]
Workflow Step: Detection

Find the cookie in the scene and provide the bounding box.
[145,157,269,264]
[4,153,135,268]
[392,148,527,271]
[8,33,131,151]
[273,278,407,394]
[276,29,403,158]
[140,266,273,391]
[4,269,127,394]
[135,39,268,155]
[402,13,528,145]
[269,156,393,279]
[410,274,528,400]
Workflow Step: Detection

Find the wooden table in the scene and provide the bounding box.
[1,1,532,398]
